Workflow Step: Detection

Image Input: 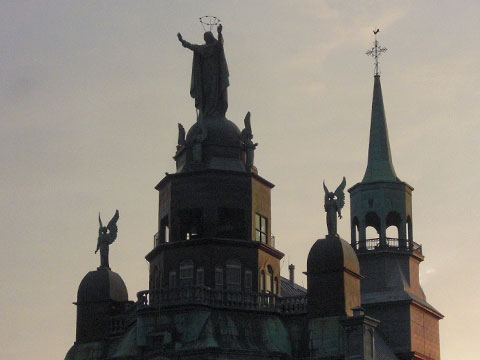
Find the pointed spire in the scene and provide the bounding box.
[362,75,400,183]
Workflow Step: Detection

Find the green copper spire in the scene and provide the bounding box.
[362,75,400,183]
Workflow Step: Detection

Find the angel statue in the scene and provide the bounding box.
[240,112,258,171]
[177,123,186,151]
[95,210,119,269]
[323,177,346,236]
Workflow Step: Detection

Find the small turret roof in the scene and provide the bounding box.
[362,75,400,183]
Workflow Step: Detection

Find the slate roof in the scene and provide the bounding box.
[374,331,400,359]
[280,276,307,297]
[362,75,401,183]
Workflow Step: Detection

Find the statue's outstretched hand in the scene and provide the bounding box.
[217,24,222,33]
[177,33,183,42]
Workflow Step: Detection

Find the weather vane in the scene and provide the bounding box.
[366,29,387,76]
[199,16,221,32]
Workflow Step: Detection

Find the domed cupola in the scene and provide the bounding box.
[77,267,128,304]
[307,235,360,276]
[307,235,362,318]
[75,211,129,344]
[75,267,129,344]
[175,116,246,173]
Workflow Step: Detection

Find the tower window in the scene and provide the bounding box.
[226,259,241,291]
[244,270,252,291]
[169,271,177,289]
[159,215,169,244]
[179,260,194,287]
[255,213,268,244]
[178,208,203,240]
[152,266,160,290]
[217,208,246,239]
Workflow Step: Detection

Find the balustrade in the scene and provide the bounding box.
[353,237,422,255]
[136,286,307,314]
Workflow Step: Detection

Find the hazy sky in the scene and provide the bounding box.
[1,1,479,359]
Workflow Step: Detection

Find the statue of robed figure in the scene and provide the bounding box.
[177,24,229,119]
[95,210,119,269]
[240,112,258,171]
[323,177,346,236]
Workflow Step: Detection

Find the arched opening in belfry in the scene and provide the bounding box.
[386,225,399,241]
[386,211,402,240]
[365,212,380,237]
[365,212,381,249]
[351,217,360,248]
[178,208,203,240]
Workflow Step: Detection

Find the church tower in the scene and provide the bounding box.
[349,37,443,360]
[145,25,283,305]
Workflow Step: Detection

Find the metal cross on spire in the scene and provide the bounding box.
[366,29,387,76]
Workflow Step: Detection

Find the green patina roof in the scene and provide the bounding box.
[362,75,400,183]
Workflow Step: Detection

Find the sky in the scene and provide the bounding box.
[1,1,479,359]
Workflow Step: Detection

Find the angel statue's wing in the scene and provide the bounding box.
[334,177,347,210]
[323,181,329,202]
[106,209,120,244]
[98,213,103,228]
[244,112,251,133]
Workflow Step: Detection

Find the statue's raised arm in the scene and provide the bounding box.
[177,23,229,119]
[217,24,224,45]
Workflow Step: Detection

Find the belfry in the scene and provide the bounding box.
[65,25,442,360]
[349,32,443,359]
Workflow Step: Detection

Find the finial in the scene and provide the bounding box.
[366,29,387,76]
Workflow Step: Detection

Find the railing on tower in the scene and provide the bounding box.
[136,286,307,314]
[352,237,422,255]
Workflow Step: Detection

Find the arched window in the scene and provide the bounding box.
[215,266,224,290]
[260,270,266,292]
[266,266,273,293]
[244,270,252,291]
[179,260,194,287]
[226,259,241,291]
